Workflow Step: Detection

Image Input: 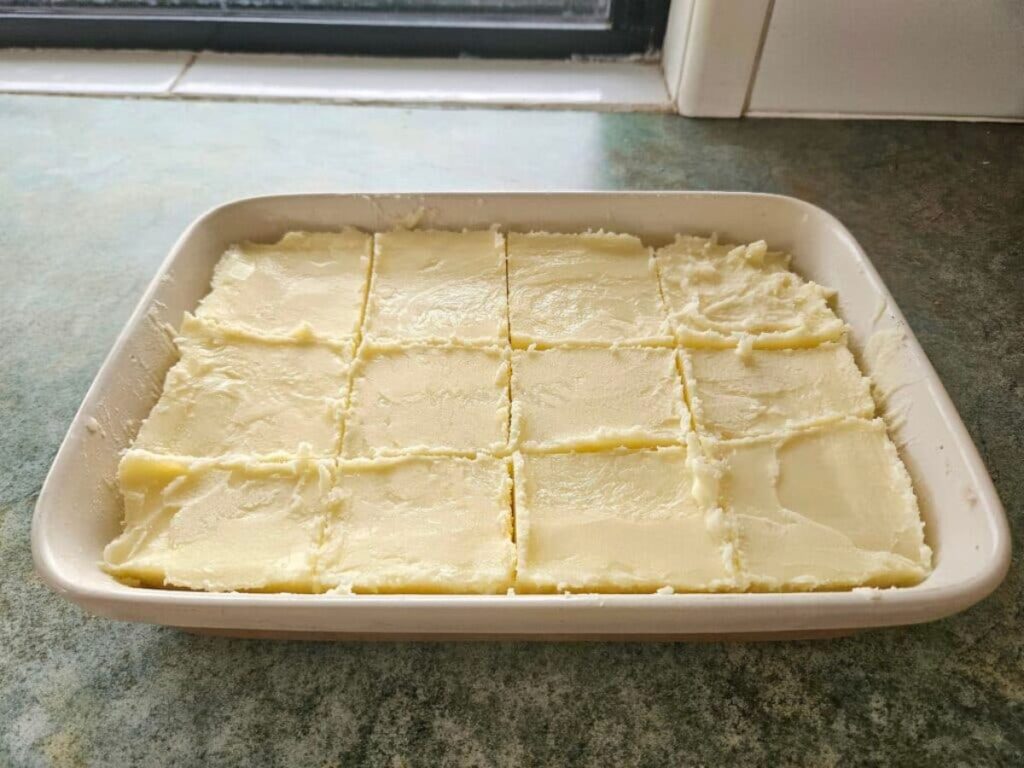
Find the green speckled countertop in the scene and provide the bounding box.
[1,95,1021,767]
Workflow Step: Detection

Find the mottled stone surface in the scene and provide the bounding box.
[1,95,1021,767]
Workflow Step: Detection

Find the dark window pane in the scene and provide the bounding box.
[0,0,667,58]
[1,0,611,16]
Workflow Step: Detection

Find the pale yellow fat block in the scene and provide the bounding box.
[134,317,350,458]
[507,231,673,347]
[713,419,932,591]
[195,230,371,345]
[111,226,927,597]
[682,344,875,439]
[363,229,508,345]
[104,452,337,592]
[511,346,688,451]
[514,448,735,593]
[319,455,515,593]
[657,236,845,348]
[342,344,510,457]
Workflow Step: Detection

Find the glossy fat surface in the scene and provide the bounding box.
[342,344,510,457]
[134,319,350,458]
[195,230,371,344]
[511,346,688,451]
[319,455,514,593]
[507,232,672,346]
[682,344,875,439]
[114,228,929,596]
[657,236,845,348]
[513,448,734,593]
[104,453,335,592]
[715,419,932,590]
[363,229,508,345]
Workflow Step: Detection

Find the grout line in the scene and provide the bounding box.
[745,109,1024,124]
[165,52,198,96]
[10,86,1019,122]
[740,0,776,117]
[0,88,674,113]
[670,0,698,107]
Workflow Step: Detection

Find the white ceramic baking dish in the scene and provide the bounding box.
[32,192,1010,639]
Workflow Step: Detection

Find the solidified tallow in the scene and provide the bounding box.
[510,346,689,451]
[507,231,673,347]
[104,452,336,592]
[107,226,933,595]
[319,455,515,593]
[342,343,510,457]
[712,419,932,590]
[194,230,371,346]
[657,236,845,349]
[513,448,735,593]
[363,229,508,345]
[134,316,350,458]
[681,344,875,439]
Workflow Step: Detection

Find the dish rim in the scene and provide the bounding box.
[31,190,1012,636]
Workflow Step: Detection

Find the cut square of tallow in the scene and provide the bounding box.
[362,229,508,345]
[507,231,673,347]
[511,346,689,451]
[133,317,350,459]
[194,230,371,347]
[319,455,515,593]
[713,419,932,591]
[104,453,336,592]
[513,448,735,593]
[657,236,845,349]
[681,343,875,439]
[342,344,510,457]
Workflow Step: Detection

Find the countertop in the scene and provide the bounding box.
[0,95,1021,767]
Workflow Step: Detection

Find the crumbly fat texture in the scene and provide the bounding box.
[362,229,509,346]
[507,231,673,347]
[681,343,875,439]
[657,235,846,349]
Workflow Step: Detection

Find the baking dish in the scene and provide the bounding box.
[32,192,1010,639]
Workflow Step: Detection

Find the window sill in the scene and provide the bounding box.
[0,49,672,112]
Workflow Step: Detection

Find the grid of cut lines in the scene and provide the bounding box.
[340,231,691,461]
[115,229,914,594]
